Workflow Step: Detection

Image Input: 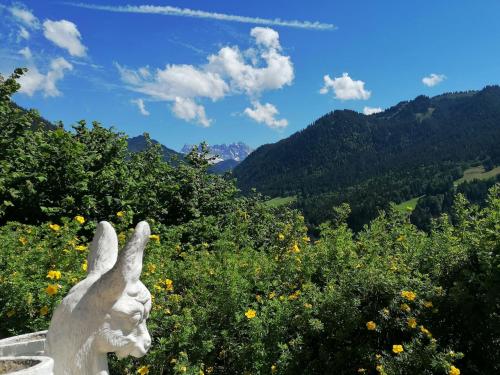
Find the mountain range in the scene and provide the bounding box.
[181,142,253,163]
[127,136,252,174]
[181,142,253,173]
[234,86,500,229]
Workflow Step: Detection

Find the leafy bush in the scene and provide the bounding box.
[1,70,499,374]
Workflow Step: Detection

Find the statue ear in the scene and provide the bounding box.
[87,221,118,276]
[111,221,150,284]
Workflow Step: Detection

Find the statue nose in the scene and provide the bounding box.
[143,331,152,350]
[144,336,151,350]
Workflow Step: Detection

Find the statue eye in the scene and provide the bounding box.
[129,312,142,325]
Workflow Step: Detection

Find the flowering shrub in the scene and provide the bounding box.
[1,187,498,374]
[1,70,499,374]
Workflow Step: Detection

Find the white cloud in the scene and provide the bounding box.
[131,98,150,116]
[244,101,288,129]
[18,46,32,59]
[117,63,229,101]
[422,73,446,87]
[18,57,73,97]
[17,68,44,96]
[172,97,211,127]
[18,26,30,40]
[138,66,151,79]
[250,27,281,49]
[116,27,293,127]
[320,73,371,100]
[363,106,383,115]
[206,35,294,96]
[43,19,87,57]
[9,6,39,29]
[67,3,336,31]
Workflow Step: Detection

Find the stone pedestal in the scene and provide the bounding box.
[0,331,47,357]
[0,356,53,375]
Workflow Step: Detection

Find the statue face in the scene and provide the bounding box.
[97,281,152,358]
[46,221,154,371]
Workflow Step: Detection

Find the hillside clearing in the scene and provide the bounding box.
[395,196,423,213]
[265,196,297,207]
[455,165,500,184]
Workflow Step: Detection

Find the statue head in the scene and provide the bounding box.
[46,221,152,375]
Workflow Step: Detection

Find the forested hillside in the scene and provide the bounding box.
[234,87,500,229]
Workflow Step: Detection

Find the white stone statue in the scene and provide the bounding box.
[45,221,153,375]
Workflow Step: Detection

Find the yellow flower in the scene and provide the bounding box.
[147,264,156,273]
[74,216,85,225]
[46,270,62,280]
[49,223,61,232]
[39,305,49,316]
[449,365,460,375]
[423,300,433,308]
[304,303,313,309]
[245,309,257,319]
[288,290,301,300]
[169,294,182,303]
[400,303,411,312]
[366,321,377,331]
[82,260,88,272]
[149,234,160,243]
[137,365,150,375]
[19,237,28,246]
[118,232,126,243]
[165,278,174,292]
[407,317,417,329]
[180,366,187,373]
[75,245,87,252]
[116,211,125,218]
[46,284,59,296]
[268,291,276,299]
[154,284,163,292]
[382,308,390,315]
[291,242,300,253]
[376,365,384,373]
[396,235,405,242]
[419,325,432,338]
[271,364,277,373]
[392,344,404,354]
[278,233,285,241]
[302,236,310,242]
[401,290,416,301]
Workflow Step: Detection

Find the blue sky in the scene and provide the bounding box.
[1,0,500,151]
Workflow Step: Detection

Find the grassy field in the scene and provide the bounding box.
[455,165,500,185]
[265,196,297,207]
[394,165,500,213]
[395,196,422,213]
